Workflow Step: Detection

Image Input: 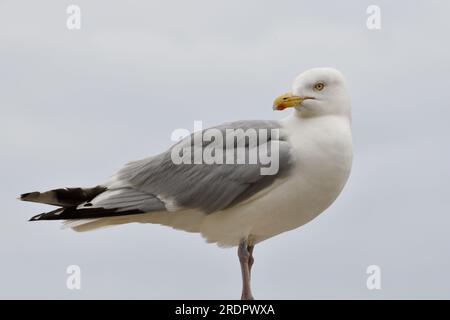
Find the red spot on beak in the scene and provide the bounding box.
[276,103,286,110]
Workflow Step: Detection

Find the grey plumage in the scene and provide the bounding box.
[81,188,166,212]
[107,120,293,213]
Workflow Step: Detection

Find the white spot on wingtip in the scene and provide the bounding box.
[30,214,42,221]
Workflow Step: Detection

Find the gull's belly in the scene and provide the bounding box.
[248,150,352,243]
[200,150,351,247]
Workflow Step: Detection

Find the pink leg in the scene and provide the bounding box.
[238,240,255,300]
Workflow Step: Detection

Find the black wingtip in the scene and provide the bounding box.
[19,186,107,207]
[29,213,44,221]
[19,192,39,201]
[28,207,65,221]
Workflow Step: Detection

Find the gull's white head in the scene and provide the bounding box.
[273,67,351,118]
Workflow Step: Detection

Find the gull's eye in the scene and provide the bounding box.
[314,82,325,91]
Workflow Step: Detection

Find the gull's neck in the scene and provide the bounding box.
[279,109,352,128]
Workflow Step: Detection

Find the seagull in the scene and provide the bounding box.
[19,67,353,300]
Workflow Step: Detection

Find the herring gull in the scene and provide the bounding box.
[19,67,353,300]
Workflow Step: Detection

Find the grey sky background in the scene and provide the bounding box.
[1,0,450,299]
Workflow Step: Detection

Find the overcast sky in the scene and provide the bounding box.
[1,0,450,299]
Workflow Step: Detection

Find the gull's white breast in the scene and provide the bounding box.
[200,114,353,247]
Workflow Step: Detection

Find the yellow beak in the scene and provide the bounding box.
[273,92,312,111]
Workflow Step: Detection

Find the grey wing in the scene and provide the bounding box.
[26,120,293,222]
[93,120,294,215]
